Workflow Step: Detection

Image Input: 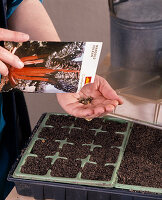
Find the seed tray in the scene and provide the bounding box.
[12,113,132,188]
[116,123,162,195]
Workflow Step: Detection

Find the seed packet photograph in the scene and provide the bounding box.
[0,41,102,93]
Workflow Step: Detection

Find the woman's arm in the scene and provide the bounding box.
[8,0,60,41]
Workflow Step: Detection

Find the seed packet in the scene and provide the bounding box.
[0,41,102,93]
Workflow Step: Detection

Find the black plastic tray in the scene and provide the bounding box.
[8,174,162,200]
[8,113,162,200]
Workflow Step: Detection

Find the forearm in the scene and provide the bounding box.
[7,0,60,41]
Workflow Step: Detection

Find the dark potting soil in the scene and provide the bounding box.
[38,127,69,141]
[59,144,90,159]
[51,159,81,178]
[21,156,52,175]
[31,139,59,156]
[102,121,127,132]
[46,115,75,126]
[67,129,95,144]
[118,124,162,188]
[74,118,104,129]
[81,163,114,181]
[90,147,120,164]
[94,132,124,147]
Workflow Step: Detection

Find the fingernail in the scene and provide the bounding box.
[21,33,29,40]
[115,101,119,106]
[18,60,24,68]
[109,105,114,111]
[4,70,8,76]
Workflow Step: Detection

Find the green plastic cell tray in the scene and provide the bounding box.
[115,183,162,195]
[13,113,132,188]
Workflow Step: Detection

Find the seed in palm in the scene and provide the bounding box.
[78,97,93,105]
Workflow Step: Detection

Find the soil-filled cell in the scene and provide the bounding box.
[90,147,120,164]
[81,163,114,181]
[46,115,75,126]
[67,129,95,144]
[74,118,103,129]
[118,124,162,188]
[94,132,124,147]
[21,157,52,175]
[38,127,69,141]
[31,140,59,156]
[101,121,127,133]
[59,144,90,159]
[51,159,81,178]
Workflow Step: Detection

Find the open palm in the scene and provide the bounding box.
[57,75,123,119]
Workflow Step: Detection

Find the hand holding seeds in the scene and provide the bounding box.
[57,75,123,119]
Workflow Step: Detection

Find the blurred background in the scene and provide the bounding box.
[24,0,110,129]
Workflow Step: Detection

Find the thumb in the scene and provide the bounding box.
[97,75,123,105]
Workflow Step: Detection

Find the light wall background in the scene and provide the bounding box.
[25,0,111,129]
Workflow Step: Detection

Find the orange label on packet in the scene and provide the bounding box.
[85,77,92,84]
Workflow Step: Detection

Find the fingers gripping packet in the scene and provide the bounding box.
[0,41,102,93]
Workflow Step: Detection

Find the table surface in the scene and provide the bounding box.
[6,187,34,200]
[6,187,54,200]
